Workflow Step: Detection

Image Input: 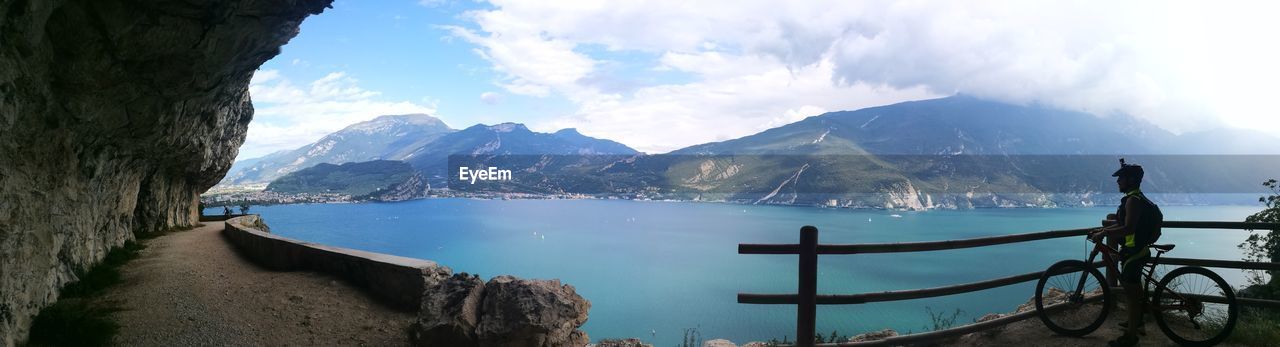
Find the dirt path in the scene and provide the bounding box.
[951,305,1248,347]
[99,222,414,346]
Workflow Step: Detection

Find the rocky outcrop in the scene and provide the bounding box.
[592,338,653,347]
[849,329,898,342]
[0,0,331,344]
[882,180,927,210]
[411,274,591,347]
[412,273,487,346]
[477,276,591,347]
[702,339,737,347]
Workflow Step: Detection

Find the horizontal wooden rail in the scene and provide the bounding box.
[742,221,1280,256]
[1239,297,1280,309]
[741,228,1091,255]
[740,263,1109,305]
[741,258,1280,305]
[818,228,1090,254]
[1101,220,1280,229]
[1154,257,1280,271]
[1110,287,1280,309]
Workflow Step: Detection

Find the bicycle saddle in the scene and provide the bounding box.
[1149,244,1175,252]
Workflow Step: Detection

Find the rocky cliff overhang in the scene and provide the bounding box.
[0,0,332,343]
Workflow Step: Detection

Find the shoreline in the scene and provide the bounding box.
[202,192,1266,211]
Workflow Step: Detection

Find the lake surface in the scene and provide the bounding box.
[209,200,1264,345]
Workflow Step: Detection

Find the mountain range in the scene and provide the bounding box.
[220,95,1280,208]
[220,114,635,186]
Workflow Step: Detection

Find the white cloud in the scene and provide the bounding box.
[417,0,449,8]
[243,70,437,159]
[450,0,1280,153]
[479,91,504,105]
[543,60,933,153]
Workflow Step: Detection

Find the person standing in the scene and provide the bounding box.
[1088,158,1163,347]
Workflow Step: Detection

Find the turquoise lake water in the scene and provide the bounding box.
[208,200,1263,345]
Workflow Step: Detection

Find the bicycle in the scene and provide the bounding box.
[1033,234,1238,346]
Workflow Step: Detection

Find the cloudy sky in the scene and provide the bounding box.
[241,0,1280,158]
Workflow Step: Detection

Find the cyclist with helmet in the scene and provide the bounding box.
[1088,158,1163,347]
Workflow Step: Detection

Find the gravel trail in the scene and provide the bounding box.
[101,222,414,346]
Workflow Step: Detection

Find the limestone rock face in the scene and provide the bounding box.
[410,274,592,347]
[412,273,487,346]
[0,0,331,343]
[702,339,737,347]
[849,329,898,342]
[593,338,653,347]
[476,275,591,347]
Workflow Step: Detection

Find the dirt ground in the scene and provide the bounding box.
[949,303,1249,346]
[98,222,415,346]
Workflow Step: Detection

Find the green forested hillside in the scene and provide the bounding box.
[266,160,416,196]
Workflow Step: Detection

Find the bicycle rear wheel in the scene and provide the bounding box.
[1035,259,1111,336]
[1153,266,1238,347]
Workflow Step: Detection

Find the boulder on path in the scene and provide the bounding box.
[411,272,486,346]
[475,275,591,347]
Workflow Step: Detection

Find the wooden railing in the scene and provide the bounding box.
[737,221,1280,347]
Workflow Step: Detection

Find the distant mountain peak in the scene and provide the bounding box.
[554,128,582,136]
[345,113,450,134]
[484,122,530,133]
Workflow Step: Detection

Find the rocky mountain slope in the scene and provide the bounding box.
[441,96,1280,207]
[222,114,452,185]
[220,118,638,190]
[403,123,639,186]
[638,95,1280,207]
[0,0,332,343]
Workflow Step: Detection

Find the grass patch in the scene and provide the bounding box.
[25,299,121,347]
[1227,308,1280,346]
[59,241,144,298]
[26,240,147,346]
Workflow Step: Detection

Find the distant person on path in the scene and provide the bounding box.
[223,206,232,217]
[1088,158,1163,347]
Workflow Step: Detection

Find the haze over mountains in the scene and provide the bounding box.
[220,95,1279,208]
[220,114,636,186]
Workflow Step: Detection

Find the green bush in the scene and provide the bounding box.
[1239,179,1280,290]
[1227,307,1280,346]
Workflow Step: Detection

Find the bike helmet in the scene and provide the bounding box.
[1112,158,1144,180]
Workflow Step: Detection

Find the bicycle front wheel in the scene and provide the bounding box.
[1035,259,1111,336]
[1153,266,1238,347]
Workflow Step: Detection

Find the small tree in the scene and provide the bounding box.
[238,201,251,215]
[1240,179,1280,294]
[678,326,701,347]
[924,306,963,331]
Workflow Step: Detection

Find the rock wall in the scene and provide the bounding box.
[0,0,332,344]
[224,215,449,310]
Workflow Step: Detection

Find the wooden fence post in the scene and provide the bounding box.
[797,225,818,347]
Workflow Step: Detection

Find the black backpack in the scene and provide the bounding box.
[1133,193,1163,245]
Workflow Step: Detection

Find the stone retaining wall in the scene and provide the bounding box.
[199,214,248,222]
[222,215,448,311]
